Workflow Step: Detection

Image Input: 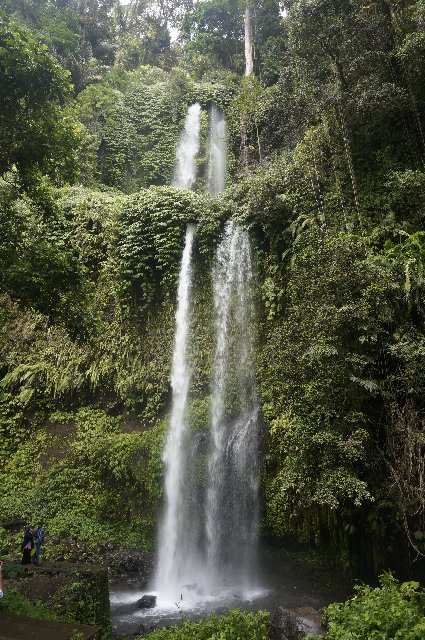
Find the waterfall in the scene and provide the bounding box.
[155,103,201,602]
[155,104,259,606]
[205,108,259,585]
[206,221,260,584]
[155,224,197,602]
[172,103,201,190]
[207,105,227,195]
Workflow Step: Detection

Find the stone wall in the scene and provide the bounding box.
[5,561,111,640]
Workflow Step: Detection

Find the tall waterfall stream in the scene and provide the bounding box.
[157,103,260,604]
[206,220,259,585]
[109,105,343,635]
[155,224,197,602]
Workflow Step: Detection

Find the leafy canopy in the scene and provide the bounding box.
[0,16,82,188]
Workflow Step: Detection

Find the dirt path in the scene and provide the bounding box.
[0,611,98,640]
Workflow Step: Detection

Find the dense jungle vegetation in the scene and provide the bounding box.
[1,0,425,602]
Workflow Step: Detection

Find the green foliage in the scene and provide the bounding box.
[0,183,86,326]
[309,573,425,640]
[114,186,206,305]
[0,392,27,458]
[232,76,270,163]
[0,407,166,549]
[0,588,58,620]
[254,0,286,85]
[180,0,245,74]
[144,609,269,640]
[0,567,110,640]
[0,16,82,189]
[52,572,111,640]
[77,67,191,191]
[1,561,25,580]
[187,397,211,433]
[257,215,425,556]
[57,186,125,280]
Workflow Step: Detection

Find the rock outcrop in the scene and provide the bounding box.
[268,606,324,640]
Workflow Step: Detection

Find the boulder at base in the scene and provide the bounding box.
[136,595,157,608]
[268,606,324,640]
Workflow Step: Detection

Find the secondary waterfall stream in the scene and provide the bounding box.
[206,220,259,585]
[155,224,196,601]
[172,103,201,190]
[207,105,227,195]
[155,103,259,606]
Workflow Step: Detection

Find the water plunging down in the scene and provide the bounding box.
[205,110,259,586]
[207,105,227,195]
[172,103,201,190]
[155,224,196,602]
[154,105,260,608]
[206,220,260,586]
[155,103,202,602]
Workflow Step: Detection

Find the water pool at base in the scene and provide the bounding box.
[110,549,347,637]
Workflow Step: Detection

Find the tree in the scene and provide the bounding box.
[180,0,245,72]
[244,2,254,75]
[0,17,82,189]
[1,0,118,90]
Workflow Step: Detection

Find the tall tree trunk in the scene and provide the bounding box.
[241,5,254,170]
[244,6,254,76]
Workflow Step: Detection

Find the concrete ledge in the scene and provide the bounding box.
[0,612,99,640]
[3,561,111,639]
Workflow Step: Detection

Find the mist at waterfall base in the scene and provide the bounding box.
[110,548,344,636]
[109,105,342,634]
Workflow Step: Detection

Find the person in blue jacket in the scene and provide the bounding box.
[32,523,45,566]
[0,560,4,599]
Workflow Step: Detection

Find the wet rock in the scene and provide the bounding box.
[292,607,324,636]
[98,540,116,554]
[128,624,148,637]
[136,594,156,609]
[268,606,324,640]
[268,608,302,640]
[99,547,154,579]
[113,622,149,638]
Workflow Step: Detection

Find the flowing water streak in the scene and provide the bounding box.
[207,105,227,195]
[206,221,260,583]
[155,104,259,605]
[172,103,201,190]
[155,224,196,601]
[155,103,201,601]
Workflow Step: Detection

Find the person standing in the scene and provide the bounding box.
[20,527,34,565]
[0,561,4,600]
[32,523,45,566]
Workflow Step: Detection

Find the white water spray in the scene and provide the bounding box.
[155,224,196,602]
[155,103,201,602]
[206,221,260,584]
[172,103,201,190]
[207,105,227,195]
